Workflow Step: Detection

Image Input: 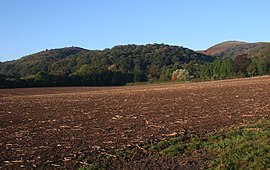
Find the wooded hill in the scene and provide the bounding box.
[0,42,270,88]
[0,44,213,87]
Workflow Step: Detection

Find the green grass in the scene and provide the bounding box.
[146,120,270,169]
[146,137,182,151]
[78,163,105,170]
[114,151,128,158]
[156,136,203,156]
[78,120,270,169]
[206,120,270,170]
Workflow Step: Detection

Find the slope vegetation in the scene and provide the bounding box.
[0,47,88,77]
[0,44,213,86]
[202,41,270,58]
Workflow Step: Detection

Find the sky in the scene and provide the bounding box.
[0,0,270,61]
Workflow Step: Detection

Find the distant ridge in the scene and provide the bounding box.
[201,41,270,58]
[202,41,246,55]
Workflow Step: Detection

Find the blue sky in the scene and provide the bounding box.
[0,0,270,61]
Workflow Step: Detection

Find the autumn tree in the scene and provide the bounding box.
[232,54,251,76]
[172,69,189,81]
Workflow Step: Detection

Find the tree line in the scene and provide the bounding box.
[200,54,270,80]
[0,44,269,88]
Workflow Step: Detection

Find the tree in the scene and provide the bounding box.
[34,71,51,82]
[133,65,145,82]
[247,62,257,76]
[200,63,213,79]
[159,67,173,82]
[220,58,233,78]
[76,65,92,77]
[108,64,117,72]
[232,54,251,76]
[0,74,7,88]
[172,69,189,81]
[256,56,270,75]
[148,64,160,81]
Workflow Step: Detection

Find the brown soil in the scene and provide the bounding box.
[201,41,247,56]
[1,76,270,169]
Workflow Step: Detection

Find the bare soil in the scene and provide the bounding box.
[1,76,270,169]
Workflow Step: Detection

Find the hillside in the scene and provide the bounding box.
[201,41,270,58]
[202,41,247,56]
[1,42,270,88]
[0,44,212,78]
[0,47,89,77]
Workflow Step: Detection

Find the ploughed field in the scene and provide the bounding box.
[1,76,270,169]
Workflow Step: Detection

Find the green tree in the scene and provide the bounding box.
[247,62,258,76]
[34,71,51,82]
[212,60,222,79]
[133,65,145,82]
[159,67,173,81]
[200,63,213,79]
[220,58,233,78]
[148,64,160,81]
[76,65,92,76]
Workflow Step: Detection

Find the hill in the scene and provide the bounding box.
[0,44,213,87]
[1,42,269,88]
[0,44,213,78]
[0,47,89,77]
[201,41,270,58]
